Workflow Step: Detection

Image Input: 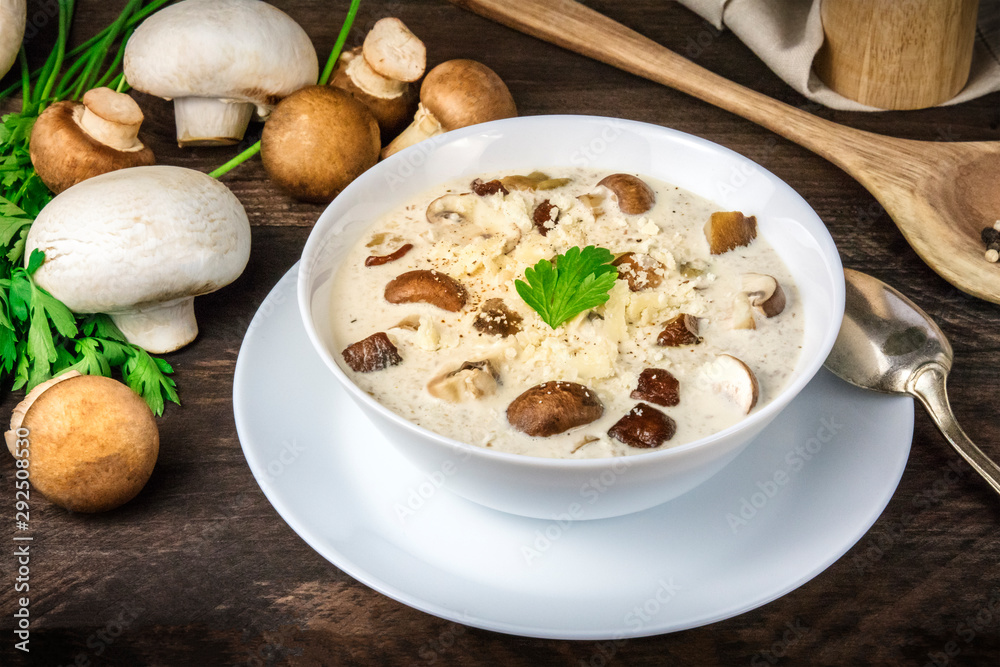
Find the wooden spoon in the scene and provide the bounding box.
[451,0,1000,303]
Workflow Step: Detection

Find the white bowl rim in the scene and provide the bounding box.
[298,114,845,471]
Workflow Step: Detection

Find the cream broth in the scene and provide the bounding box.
[328,169,804,458]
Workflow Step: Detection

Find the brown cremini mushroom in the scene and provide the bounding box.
[29,87,155,194]
[474,298,523,337]
[4,372,158,513]
[613,252,665,291]
[507,381,603,437]
[597,174,655,215]
[381,59,517,158]
[742,273,787,318]
[608,403,677,448]
[532,200,560,236]
[704,211,758,254]
[342,331,402,372]
[657,314,702,346]
[630,368,680,406]
[384,270,467,311]
[330,18,425,141]
[261,86,380,203]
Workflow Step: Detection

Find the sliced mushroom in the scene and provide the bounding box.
[707,354,759,414]
[507,381,603,437]
[657,314,702,346]
[384,270,467,311]
[362,17,426,83]
[612,252,665,291]
[425,193,521,252]
[535,177,572,190]
[532,200,560,236]
[731,293,757,330]
[608,403,677,449]
[500,171,549,191]
[630,368,680,407]
[342,331,402,372]
[741,273,786,317]
[473,298,523,337]
[427,360,499,402]
[704,211,758,254]
[365,243,413,267]
[426,192,476,224]
[578,192,606,218]
[597,174,655,215]
[471,178,509,196]
[330,47,419,142]
[679,261,706,279]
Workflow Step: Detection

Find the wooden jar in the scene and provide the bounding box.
[815,0,980,109]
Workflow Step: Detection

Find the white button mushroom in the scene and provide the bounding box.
[0,0,26,81]
[123,0,319,146]
[25,165,251,353]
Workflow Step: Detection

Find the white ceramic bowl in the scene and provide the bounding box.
[298,115,844,520]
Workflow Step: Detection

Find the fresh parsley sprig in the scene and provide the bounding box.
[515,246,619,329]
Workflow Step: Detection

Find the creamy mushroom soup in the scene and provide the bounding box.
[328,169,804,459]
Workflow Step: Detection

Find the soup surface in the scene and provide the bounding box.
[329,169,803,458]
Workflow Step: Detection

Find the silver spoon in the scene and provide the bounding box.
[824,269,1000,496]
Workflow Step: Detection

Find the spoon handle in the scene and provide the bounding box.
[909,363,1000,497]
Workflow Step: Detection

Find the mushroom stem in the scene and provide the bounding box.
[5,371,82,456]
[381,103,443,158]
[172,97,255,147]
[110,297,198,354]
[79,87,145,152]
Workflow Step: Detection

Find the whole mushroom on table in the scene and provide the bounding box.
[123,0,319,146]
[25,165,251,354]
[29,87,156,193]
[330,17,427,142]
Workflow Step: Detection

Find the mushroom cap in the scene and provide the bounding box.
[420,59,517,130]
[123,0,318,111]
[26,165,251,314]
[5,372,158,513]
[362,17,426,83]
[0,0,26,80]
[330,48,418,140]
[29,97,155,194]
[261,86,380,203]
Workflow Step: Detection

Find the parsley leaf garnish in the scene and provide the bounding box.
[515,246,619,329]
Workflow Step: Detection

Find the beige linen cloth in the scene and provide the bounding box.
[676,0,1000,110]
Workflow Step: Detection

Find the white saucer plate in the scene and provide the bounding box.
[233,265,914,640]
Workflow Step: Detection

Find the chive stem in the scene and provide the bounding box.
[319,0,362,86]
[208,142,262,179]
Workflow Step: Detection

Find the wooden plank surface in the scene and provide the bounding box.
[2,1,999,664]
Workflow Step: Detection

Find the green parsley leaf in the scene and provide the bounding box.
[514,246,619,329]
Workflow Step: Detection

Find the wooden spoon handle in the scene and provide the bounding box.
[450,0,876,170]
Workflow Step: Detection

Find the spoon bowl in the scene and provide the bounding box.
[824,269,1000,496]
[452,0,1000,302]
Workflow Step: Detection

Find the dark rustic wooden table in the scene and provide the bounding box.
[3,1,1000,665]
